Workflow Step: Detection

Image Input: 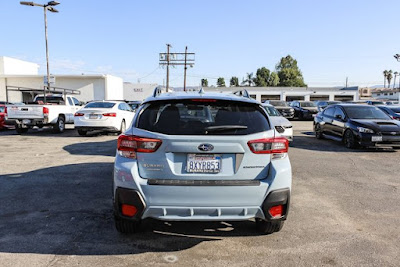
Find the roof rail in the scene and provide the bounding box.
[152,86,163,97]
[233,89,250,98]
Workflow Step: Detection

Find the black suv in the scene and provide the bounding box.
[314,104,400,148]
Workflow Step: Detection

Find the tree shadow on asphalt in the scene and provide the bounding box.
[291,132,397,153]
[63,139,117,157]
[0,162,261,256]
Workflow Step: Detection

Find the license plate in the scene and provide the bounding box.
[22,119,31,124]
[89,114,99,119]
[372,136,382,142]
[187,154,221,173]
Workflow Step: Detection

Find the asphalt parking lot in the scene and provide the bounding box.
[0,122,399,267]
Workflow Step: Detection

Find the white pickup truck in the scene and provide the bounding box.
[6,94,83,134]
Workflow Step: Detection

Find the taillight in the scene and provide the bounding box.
[43,107,49,115]
[74,112,84,117]
[117,135,162,159]
[103,113,116,117]
[247,137,288,154]
[269,205,283,218]
[4,107,7,114]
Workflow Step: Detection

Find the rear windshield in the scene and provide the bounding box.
[84,102,116,109]
[35,96,64,104]
[263,105,281,116]
[344,106,391,120]
[300,102,316,107]
[137,100,271,135]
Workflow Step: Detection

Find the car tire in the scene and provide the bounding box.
[255,219,284,234]
[77,129,87,136]
[119,120,126,134]
[315,124,324,139]
[114,215,141,234]
[16,126,29,134]
[344,129,357,149]
[53,116,65,133]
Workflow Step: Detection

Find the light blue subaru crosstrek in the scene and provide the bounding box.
[113,88,292,234]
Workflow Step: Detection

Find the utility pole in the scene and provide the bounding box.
[159,45,195,92]
[345,77,348,88]
[184,46,188,91]
[166,44,171,92]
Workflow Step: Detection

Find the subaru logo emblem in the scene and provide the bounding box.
[198,143,214,152]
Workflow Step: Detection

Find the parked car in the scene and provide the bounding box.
[5,94,83,134]
[113,89,292,234]
[0,105,15,130]
[377,105,400,120]
[290,101,318,120]
[262,103,293,141]
[366,100,385,105]
[385,101,399,105]
[74,101,135,136]
[127,101,141,111]
[314,101,341,112]
[263,100,294,119]
[314,104,400,148]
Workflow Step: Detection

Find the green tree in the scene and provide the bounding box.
[276,55,306,87]
[268,72,280,86]
[383,70,388,88]
[387,70,393,88]
[254,67,270,87]
[393,71,399,89]
[242,72,255,86]
[201,78,208,87]
[217,77,226,87]
[230,76,239,87]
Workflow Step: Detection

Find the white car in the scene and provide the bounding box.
[74,101,135,136]
[263,103,293,142]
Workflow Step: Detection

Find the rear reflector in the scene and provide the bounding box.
[117,135,162,159]
[103,112,117,117]
[121,204,137,217]
[74,112,84,117]
[247,137,288,154]
[269,205,283,218]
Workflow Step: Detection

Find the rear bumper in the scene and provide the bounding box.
[75,126,119,132]
[113,156,292,221]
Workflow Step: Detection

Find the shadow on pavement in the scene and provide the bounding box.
[0,163,260,256]
[63,139,117,157]
[291,132,396,153]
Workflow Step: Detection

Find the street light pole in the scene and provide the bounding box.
[44,6,50,103]
[20,1,59,104]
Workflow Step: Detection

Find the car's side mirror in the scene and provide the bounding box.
[335,114,343,120]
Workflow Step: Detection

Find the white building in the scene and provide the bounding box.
[0,56,123,103]
[123,82,158,101]
[204,86,359,102]
[371,88,400,101]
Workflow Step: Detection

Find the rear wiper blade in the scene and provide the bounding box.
[205,125,248,132]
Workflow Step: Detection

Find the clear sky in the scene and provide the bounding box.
[1,0,400,87]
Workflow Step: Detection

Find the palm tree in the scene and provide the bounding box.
[383,70,388,88]
[242,72,254,86]
[393,71,399,89]
[387,70,393,88]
